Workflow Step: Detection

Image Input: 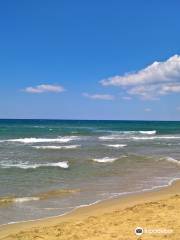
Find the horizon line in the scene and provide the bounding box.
[0,118,180,122]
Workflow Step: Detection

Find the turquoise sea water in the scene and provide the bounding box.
[0,119,180,224]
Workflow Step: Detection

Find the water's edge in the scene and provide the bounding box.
[1,177,179,228]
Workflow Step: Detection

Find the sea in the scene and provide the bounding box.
[0,119,180,225]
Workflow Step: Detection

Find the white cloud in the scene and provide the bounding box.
[24,84,65,94]
[159,83,180,94]
[101,55,180,99]
[83,93,114,100]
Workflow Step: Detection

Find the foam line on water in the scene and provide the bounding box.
[33,145,80,149]
[0,161,69,169]
[92,156,127,163]
[99,135,180,141]
[14,197,40,203]
[98,130,156,135]
[103,144,127,148]
[0,136,79,144]
[92,157,118,163]
[160,156,180,165]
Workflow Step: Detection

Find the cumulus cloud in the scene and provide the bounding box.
[83,93,114,100]
[24,84,65,94]
[101,55,180,99]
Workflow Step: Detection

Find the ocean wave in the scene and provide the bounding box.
[99,130,156,135]
[92,157,118,163]
[0,188,80,207]
[161,157,180,165]
[0,161,69,169]
[99,135,123,140]
[33,145,80,150]
[103,144,127,148]
[14,197,40,203]
[132,136,180,140]
[36,188,80,200]
[0,136,79,144]
[99,135,180,141]
[99,130,157,141]
[121,130,156,135]
[139,130,156,135]
[0,196,40,205]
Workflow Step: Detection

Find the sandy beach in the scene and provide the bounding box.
[1,0,180,237]
[0,179,180,240]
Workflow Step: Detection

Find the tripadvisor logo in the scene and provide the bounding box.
[135,227,173,236]
[135,227,144,236]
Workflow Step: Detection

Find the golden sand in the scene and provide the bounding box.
[0,180,180,240]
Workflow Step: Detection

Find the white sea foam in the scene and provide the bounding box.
[123,130,156,135]
[92,157,118,163]
[99,130,156,136]
[14,197,40,203]
[47,162,69,168]
[33,145,80,149]
[99,135,180,141]
[139,130,156,135]
[162,157,180,165]
[0,136,79,144]
[0,161,69,169]
[132,136,180,140]
[132,136,156,140]
[99,135,124,140]
[104,144,127,148]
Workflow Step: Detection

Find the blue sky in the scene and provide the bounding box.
[0,0,180,120]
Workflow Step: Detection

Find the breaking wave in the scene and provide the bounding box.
[99,136,123,140]
[0,161,69,169]
[0,136,79,144]
[92,157,118,163]
[132,136,180,140]
[0,188,80,206]
[139,130,156,135]
[33,145,80,149]
[0,196,40,205]
[14,197,40,203]
[161,157,180,166]
[99,135,180,141]
[104,144,127,148]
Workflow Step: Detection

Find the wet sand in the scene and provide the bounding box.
[0,179,180,240]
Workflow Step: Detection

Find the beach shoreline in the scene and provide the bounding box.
[1,178,180,239]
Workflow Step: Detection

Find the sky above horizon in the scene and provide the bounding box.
[1,0,180,120]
